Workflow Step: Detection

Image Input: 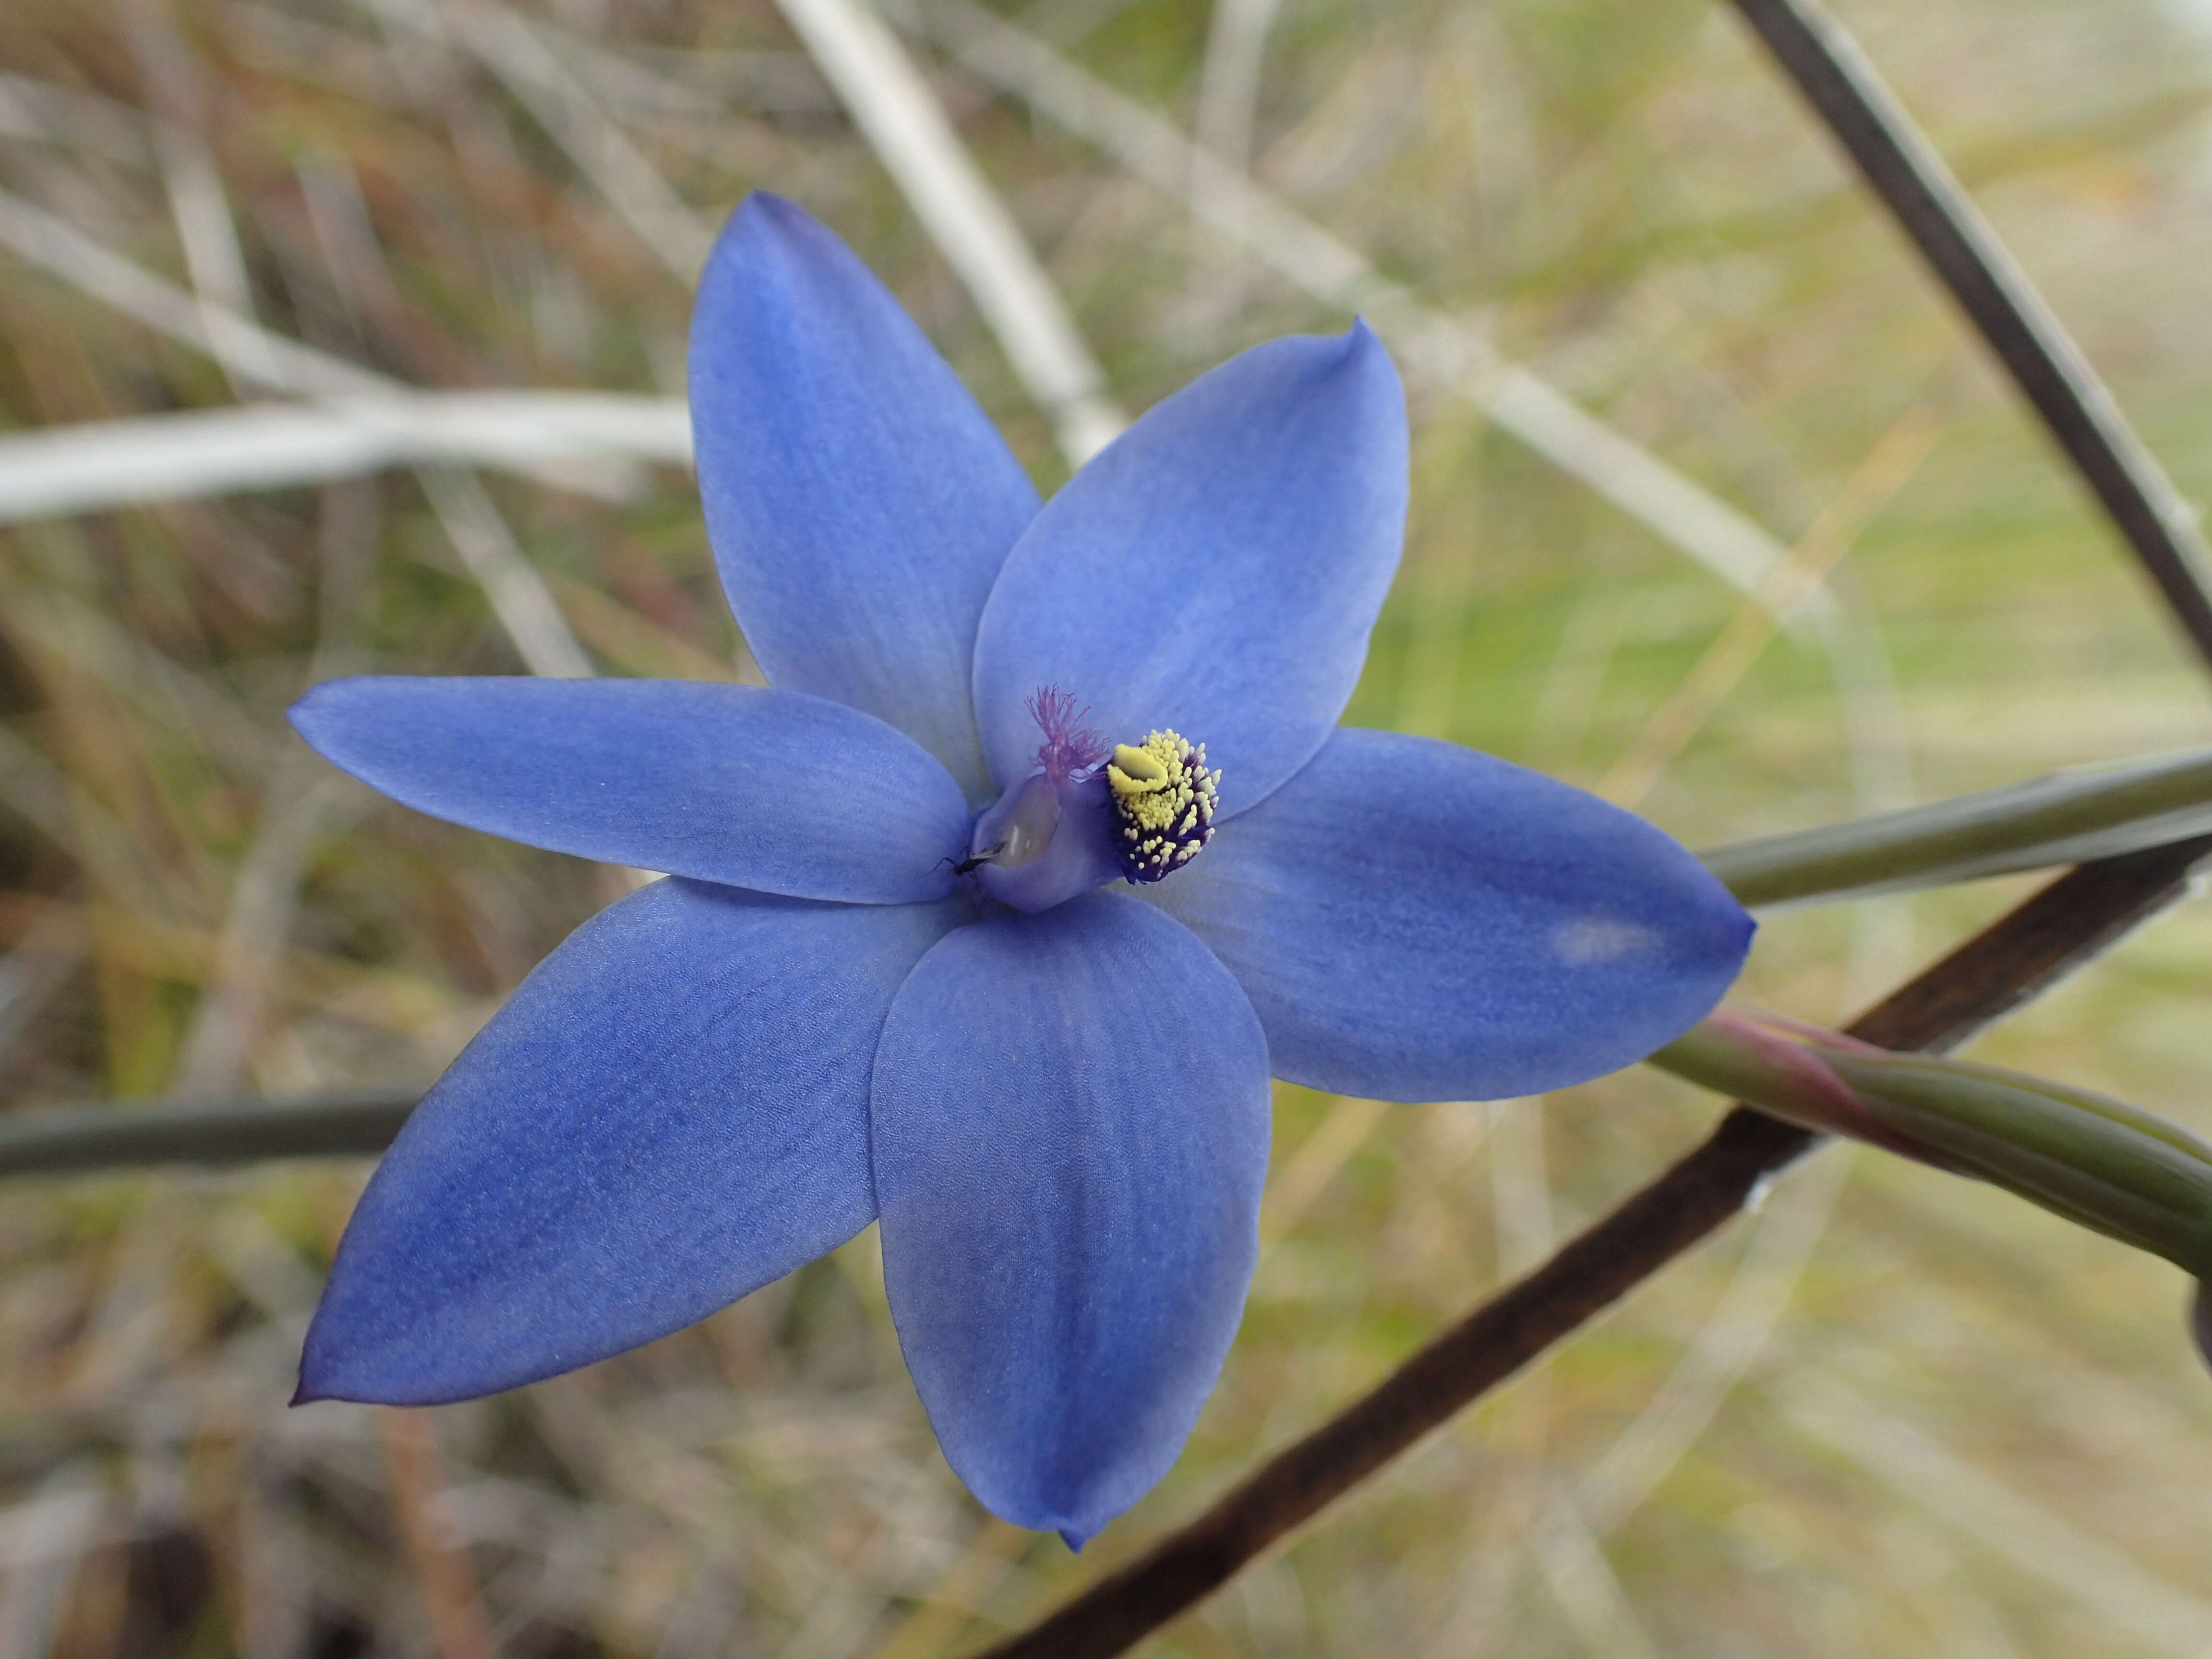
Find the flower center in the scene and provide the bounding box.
[1105,732,1219,882]
[960,695,1221,913]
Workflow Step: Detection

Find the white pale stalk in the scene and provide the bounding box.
[0,396,688,524]
[775,0,1126,466]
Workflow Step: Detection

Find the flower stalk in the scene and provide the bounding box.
[1651,1011,2212,1277]
[1697,744,2212,909]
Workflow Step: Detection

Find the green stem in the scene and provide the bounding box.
[1653,1015,2212,1276]
[1698,746,2212,907]
[1829,1054,2212,1274]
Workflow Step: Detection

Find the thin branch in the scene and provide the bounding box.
[1724,0,2212,672]
[969,833,2212,1659]
[0,1092,418,1178]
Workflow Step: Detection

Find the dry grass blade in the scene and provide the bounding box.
[1190,0,1281,316]
[376,1408,498,1659]
[1602,398,1946,806]
[0,187,644,498]
[0,396,686,522]
[0,186,385,399]
[1783,1377,2212,1655]
[437,0,719,284]
[415,466,594,679]
[912,0,1827,621]
[775,0,1126,466]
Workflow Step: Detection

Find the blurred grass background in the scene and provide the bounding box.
[4,0,2212,1652]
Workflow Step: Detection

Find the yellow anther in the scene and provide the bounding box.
[1107,742,1170,793]
[1108,732,1201,834]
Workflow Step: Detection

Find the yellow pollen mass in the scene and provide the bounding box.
[1108,732,1198,832]
[1108,742,1171,791]
[1105,729,1221,884]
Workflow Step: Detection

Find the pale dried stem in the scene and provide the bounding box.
[376,1408,498,1659]
[775,0,1126,466]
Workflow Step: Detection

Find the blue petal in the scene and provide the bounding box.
[1146,730,1755,1102]
[691,194,1041,800]
[971,325,1406,816]
[299,880,961,1405]
[290,677,972,904]
[870,893,1271,1542]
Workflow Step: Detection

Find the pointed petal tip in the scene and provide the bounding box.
[1262,314,1398,393]
[727,188,817,252]
[973,322,1408,813]
[873,897,1269,1551]
[297,883,938,1411]
[1339,316,1405,411]
[291,1341,388,1407]
[692,189,1032,796]
[1059,1527,1089,1553]
[1316,310,1393,366]
[289,1360,451,1410]
[289,677,412,784]
[280,678,972,903]
[1700,893,1759,988]
[285,675,357,747]
[1341,313,1385,360]
[300,1296,548,1407]
[300,1306,547,1407]
[288,1364,431,1409]
[294,1322,391,1408]
[708,193,832,312]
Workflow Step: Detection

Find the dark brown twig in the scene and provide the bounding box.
[971,834,2212,1659]
[1725,0,2212,672]
[0,1090,419,1177]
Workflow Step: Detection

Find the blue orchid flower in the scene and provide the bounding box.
[288,194,1752,1546]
